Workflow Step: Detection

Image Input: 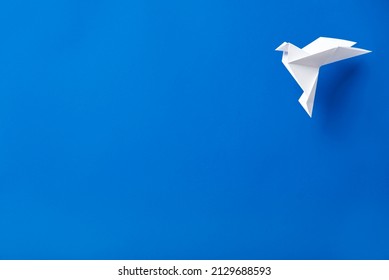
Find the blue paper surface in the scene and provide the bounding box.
[0,0,388,259]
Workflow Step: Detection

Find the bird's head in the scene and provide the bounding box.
[275,42,290,52]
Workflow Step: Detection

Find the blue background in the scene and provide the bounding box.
[0,0,388,259]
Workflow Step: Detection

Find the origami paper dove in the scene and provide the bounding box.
[275,37,371,117]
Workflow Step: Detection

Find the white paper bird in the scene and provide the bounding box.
[275,37,371,117]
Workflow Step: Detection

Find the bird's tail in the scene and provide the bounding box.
[298,77,318,118]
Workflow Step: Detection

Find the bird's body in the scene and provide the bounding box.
[276,37,371,117]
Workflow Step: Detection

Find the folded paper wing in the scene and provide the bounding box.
[291,46,370,67]
[302,37,356,54]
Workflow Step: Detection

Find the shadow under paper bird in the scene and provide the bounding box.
[275,37,371,117]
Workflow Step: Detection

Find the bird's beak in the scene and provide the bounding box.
[275,42,288,51]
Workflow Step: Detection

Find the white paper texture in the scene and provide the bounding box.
[276,37,371,117]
